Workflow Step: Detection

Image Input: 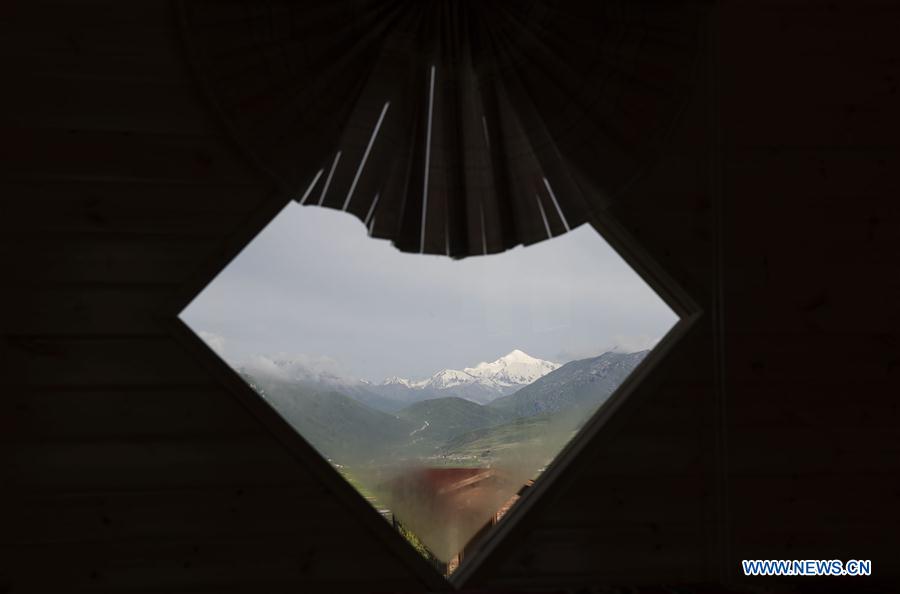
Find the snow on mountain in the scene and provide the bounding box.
[426,368,480,390]
[240,354,414,413]
[490,350,648,417]
[463,349,560,388]
[240,354,369,391]
[382,376,416,388]
[239,349,561,409]
[378,350,560,404]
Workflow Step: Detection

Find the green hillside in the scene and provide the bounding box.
[241,372,415,465]
[490,351,647,418]
[238,351,646,470]
[437,414,577,467]
[395,396,513,445]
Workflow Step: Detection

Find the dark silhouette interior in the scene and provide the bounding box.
[1,1,898,592]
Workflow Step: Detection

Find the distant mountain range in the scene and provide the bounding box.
[373,349,561,405]
[238,349,648,467]
[396,396,514,445]
[248,349,561,412]
[490,350,648,418]
[241,372,415,464]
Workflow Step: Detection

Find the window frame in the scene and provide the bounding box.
[164,185,701,590]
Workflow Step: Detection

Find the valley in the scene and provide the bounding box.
[239,348,648,566]
[242,349,648,469]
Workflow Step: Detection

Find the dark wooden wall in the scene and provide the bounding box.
[719,0,900,581]
[472,2,900,590]
[0,1,431,591]
[1,1,897,592]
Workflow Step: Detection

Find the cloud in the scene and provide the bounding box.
[198,330,227,358]
[554,334,662,363]
[605,334,662,354]
[181,204,679,380]
[240,352,358,385]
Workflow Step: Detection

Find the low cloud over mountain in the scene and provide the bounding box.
[237,349,562,411]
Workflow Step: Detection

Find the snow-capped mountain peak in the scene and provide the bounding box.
[241,349,562,408]
[502,349,533,361]
[375,349,561,404]
[382,376,414,387]
[427,368,478,389]
[463,349,561,388]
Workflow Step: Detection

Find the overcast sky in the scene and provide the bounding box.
[180,203,678,382]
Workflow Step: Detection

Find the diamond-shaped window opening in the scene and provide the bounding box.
[180,202,683,579]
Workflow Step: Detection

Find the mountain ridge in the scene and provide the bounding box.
[490,350,649,418]
[372,349,561,405]
[239,349,649,468]
[243,349,562,410]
